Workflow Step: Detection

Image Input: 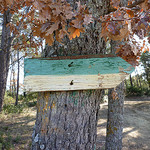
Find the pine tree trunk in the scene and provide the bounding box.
[32,90,102,149]
[0,10,12,112]
[9,54,13,94]
[105,82,125,150]
[137,74,142,89]
[12,69,16,98]
[15,49,20,106]
[130,75,133,87]
[0,50,7,112]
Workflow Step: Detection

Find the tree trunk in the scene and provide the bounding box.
[130,74,133,87]
[32,0,110,149]
[0,48,7,112]
[15,49,20,106]
[137,74,142,89]
[0,10,12,112]
[12,68,16,98]
[105,0,128,148]
[136,76,139,88]
[32,90,102,149]
[9,54,13,94]
[105,82,125,150]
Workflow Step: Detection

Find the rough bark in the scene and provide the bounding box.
[32,90,102,150]
[105,82,125,150]
[0,10,12,112]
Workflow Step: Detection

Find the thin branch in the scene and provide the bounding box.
[9,55,25,69]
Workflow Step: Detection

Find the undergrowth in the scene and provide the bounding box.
[2,92,37,114]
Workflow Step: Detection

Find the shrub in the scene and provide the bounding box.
[126,86,144,96]
[0,132,13,150]
[144,88,150,96]
[3,103,27,114]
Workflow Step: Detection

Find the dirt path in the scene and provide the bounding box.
[97,97,150,150]
[0,97,150,149]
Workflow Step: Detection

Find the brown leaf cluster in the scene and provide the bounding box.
[101,1,150,66]
[110,0,121,9]
[29,0,93,45]
[0,0,149,66]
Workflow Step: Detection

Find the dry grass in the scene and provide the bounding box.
[0,107,36,150]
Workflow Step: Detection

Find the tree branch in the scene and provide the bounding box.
[127,0,145,8]
[108,0,146,13]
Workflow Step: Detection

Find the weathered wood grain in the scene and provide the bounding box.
[24,57,134,76]
[24,56,134,92]
[24,73,128,92]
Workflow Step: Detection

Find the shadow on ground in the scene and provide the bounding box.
[97,97,150,150]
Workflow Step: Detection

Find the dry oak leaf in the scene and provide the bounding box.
[108,25,129,41]
[68,27,85,40]
[110,0,120,9]
[71,15,84,29]
[5,0,13,5]
[45,34,54,46]
[32,26,43,37]
[126,9,134,18]
[56,29,68,42]
[83,14,93,25]
[33,0,45,10]
[140,0,150,11]
[45,21,60,36]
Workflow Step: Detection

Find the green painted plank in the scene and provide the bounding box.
[24,57,134,77]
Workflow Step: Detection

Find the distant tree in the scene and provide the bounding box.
[141,51,150,88]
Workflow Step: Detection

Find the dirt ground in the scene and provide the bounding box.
[0,97,150,150]
[97,96,150,150]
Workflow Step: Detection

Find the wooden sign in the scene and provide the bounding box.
[24,55,134,92]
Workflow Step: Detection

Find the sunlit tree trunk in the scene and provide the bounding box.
[32,0,110,149]
[105,1,128,149]
[105,82,125,150]
[0,10,12,112]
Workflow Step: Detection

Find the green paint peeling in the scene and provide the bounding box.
[24,57,134,77]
